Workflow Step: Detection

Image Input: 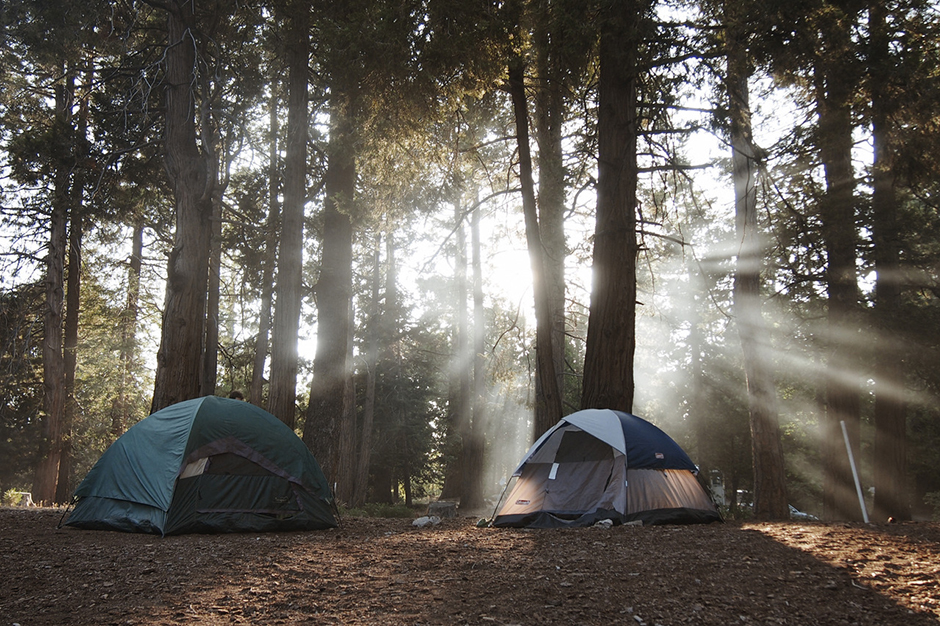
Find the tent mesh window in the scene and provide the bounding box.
[554,430,613,463]
[204,453,273,476]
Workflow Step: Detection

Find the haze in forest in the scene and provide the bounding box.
[1,0,938,525]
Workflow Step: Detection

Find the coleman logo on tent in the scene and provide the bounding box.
[655,452,664,459]
[515,499,530,505]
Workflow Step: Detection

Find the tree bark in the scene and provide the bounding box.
[250,77,281,407]
[201,192,222,396]
[111,221,144,438]
[268,0,309,428]
[33,64,72,505]
[353,234,382,508]
[534,8,568,421]
[581,0,641,413]
[815,7,863,521]
[726,13,789,520]
[441,201,471,500]
[869,2,909,522]
[304,84,355,482]
[461,204,486,510]
[508,57,563,434]
[56,211,82,504]
[151,1,214,413]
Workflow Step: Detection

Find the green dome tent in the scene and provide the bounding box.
[65,396,337,535]
[492,409,721,528]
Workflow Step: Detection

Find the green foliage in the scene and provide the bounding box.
[0,283,44,493]
[1,488,30,506]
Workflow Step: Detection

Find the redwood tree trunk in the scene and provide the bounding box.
[534,12,568,422]
[250,79,281,406]
[870,2,909,522]
[581,0,642,413]
[815,9,863,521]
[151,2,214,413]
[268,0,309,427]
[508,57,562,434]
[305,86,355,483]
[33,64,71,505]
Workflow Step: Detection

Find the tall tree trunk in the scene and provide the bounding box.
[268,0,309,427]
[869,2,909,522]
[250,78,281,406]
[441,201,471,500]
[304,84,355,482]
[56,212,82,504]
[151,2,214,413]
[726,15,789,520]
[353,234,382,508]
[815,8,863,521]
[534,8,568,419]
[111,221,144,437]
[461,204,486,510]
[508,57,562,435]
[201,195,222,396]
[335,299,358,505]
[688,260,710,473]
[581,0,642,412]
[56,60,90,504]
[33,64,72,505]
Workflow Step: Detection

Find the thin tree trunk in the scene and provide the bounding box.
[151,2,214,413]
[441,200,471,500]
[56,211,82,504]
[268,0,309,427]
[111,221,143,438]
[581,0,642,413]
[870,2,908,522]
[727,16,789,520]
[461,203,486,510]
[250,78,281,406]
[508,57,562,435]
[201,195,222,397]
[353,234,382,508]
[335,299,358,505]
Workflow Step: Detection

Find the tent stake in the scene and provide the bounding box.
[840,420,869,524]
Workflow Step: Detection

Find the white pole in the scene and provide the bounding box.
[840,420,869,524]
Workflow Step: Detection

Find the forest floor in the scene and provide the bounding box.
[1,507,939,625]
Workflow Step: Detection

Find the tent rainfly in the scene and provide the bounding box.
[492,408,721,528]
[65,396,337,535]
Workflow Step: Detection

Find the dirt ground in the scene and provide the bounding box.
[1,507,939,625]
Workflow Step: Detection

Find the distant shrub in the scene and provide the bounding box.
[2,489,26,506]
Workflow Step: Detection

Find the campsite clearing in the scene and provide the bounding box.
[2,507,938,625]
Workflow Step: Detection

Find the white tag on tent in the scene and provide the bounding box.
[180,457,208,479]
[549,463,559,480]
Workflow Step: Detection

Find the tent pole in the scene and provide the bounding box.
[487,476,515,525]
[840,420,869,524]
